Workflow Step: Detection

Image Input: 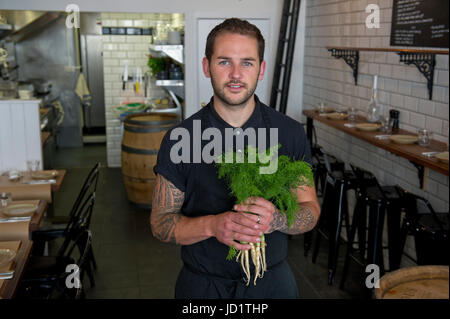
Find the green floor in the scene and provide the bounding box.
[50,144,364,299]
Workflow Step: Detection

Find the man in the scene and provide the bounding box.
[151,18,320,298]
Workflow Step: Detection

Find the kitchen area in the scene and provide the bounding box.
[0,10,185,171]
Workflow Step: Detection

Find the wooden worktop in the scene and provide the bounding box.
[303,109,448,176]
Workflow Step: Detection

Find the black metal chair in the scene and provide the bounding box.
[17,229,93,299]
[303,146,345,256]
[311,150,358,285]
[32,162,100,272]
[30,193,97,288]
[398,190,449,266]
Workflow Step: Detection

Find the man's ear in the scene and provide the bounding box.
[202,57,211,78]
[258,60,266,81]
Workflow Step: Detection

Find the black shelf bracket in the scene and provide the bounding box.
[328,48,359,85]
[410,161,426,189]
[397,52,436,100]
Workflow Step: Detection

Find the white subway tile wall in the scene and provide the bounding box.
[101,13,184,167]
[302,0,449,268]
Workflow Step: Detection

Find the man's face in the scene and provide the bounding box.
[202,32,266,108]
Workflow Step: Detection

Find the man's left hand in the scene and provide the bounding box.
[233,197,276,234]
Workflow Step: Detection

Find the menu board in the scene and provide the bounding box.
[390,0,449,48]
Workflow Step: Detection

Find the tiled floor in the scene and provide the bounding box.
[49,144,365,299]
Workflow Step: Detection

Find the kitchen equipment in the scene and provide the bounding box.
[0,81,17,99]
[122,60,129,90]
[168,30,181,45]
[169,64,183,80]
[17,82,34,99]
[31,79,52,94]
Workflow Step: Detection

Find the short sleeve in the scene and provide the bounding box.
[293,121,312,165]
[153,129,187,192]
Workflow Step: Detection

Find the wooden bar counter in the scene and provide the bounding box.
[303,110,449,182]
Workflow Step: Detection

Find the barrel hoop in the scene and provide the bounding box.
[121,144,159,155]
[124,124,173,133]
[124,116,178,126]
[123,174,156,183]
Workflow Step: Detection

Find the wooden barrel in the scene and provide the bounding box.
[121,112,179,208]
[375,265,449,299]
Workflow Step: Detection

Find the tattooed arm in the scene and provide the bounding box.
[151,174,262,249]
[151,174,214,245]
[270,185,320,235]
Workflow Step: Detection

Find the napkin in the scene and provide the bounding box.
[0,221,30,241]
[0,185,51,203]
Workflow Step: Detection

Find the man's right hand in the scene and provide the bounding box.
[210,211,263,250]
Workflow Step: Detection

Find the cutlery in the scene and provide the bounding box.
[0,216,32,223]
[375,135,391,140]
[0,273,14,280]
[422,152,439,158]
[23,179,56,184]
[0,270,14,277]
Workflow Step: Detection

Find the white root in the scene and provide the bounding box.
[254,242,261,285]
[235,238,268,286]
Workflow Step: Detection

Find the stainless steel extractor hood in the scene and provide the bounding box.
[0,10,63,42]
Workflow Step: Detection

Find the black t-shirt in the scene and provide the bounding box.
[154,95,312,280]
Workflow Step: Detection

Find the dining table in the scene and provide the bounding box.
[302,109,449,189]
[0,239,34,299]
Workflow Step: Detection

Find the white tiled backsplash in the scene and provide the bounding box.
[101,13,184,167]
[302,0,449,268]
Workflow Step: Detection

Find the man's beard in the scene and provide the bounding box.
[210,73,258,108]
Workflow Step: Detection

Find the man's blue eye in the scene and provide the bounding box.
[219,61,229,65]
[243,62,253,67]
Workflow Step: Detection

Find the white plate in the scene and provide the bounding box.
[355,123,381,131]
[31,170,58,180]
[390,135,418,145]
[0,249,16,268]
[3,203,38,217]
[435,152,449,164]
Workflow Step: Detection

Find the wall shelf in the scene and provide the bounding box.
[326,47,449,100]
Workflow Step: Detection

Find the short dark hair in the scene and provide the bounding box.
[205,18,265,64]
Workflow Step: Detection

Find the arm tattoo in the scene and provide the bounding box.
[269,206,316,235]
[151,174,185,243]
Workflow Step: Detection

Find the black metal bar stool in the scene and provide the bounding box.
[339,165,403,293]
[303,145,345,257]
[311,150,358,285]
[398,190,449,266]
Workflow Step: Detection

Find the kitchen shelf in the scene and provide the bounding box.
[155,79,184,99]
[326,46,449,100]
[149,44,184,64]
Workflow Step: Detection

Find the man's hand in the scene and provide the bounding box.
[210,210,263,251]
[234,187,320,235]
[233,197,276,234]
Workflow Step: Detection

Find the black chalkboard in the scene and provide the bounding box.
[390,0,449,48]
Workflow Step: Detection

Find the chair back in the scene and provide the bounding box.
[68,162,100,221]
[53,229,92,299]
[58,193,95,257]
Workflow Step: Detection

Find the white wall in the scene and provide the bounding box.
[1,0,284,119]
